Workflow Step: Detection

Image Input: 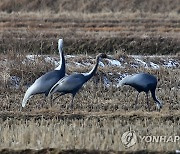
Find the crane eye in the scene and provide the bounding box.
[100,53,107,58]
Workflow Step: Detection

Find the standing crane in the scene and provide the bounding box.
[48,53,108,109]
[118,73,162,111]
[22,39,66,107]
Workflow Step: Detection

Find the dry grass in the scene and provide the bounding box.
[0,52,179,113]
[0,51,179,152]
[0,0,179,14]
[0,10,179,55]
[0,113,179,151]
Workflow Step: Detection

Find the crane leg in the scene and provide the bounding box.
[50,95,53,107]
[134,92,139,109]
[53,95,60,102]
[53,93,64,102]
[146,93,150,111]
[70,94,75,111]
[42,95,46,108]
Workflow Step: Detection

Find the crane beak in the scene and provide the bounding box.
[106,55,114,60]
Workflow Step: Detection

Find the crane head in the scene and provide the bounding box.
[99,53,107,58]
[58,39,63,51]
[97,53,113,59]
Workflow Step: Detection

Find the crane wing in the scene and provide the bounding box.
[48,74,85,96]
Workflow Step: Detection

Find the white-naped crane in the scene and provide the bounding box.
[22,39,66,107]
[118,73,162,111]
[48,53,109,109]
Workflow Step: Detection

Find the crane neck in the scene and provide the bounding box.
[55,46,65,73]
[84,56,100,81]
[151,90,162,106]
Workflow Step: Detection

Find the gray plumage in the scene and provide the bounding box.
[118,73,162,110]
[48,53,108,109]
[22,39,66,107]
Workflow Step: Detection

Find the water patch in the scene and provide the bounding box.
[163,60,179,68]
[103,76,111,88]
[135,58,148,68]
[107,59,121,67]
[9,76,21,89]
[150,62,160,69]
